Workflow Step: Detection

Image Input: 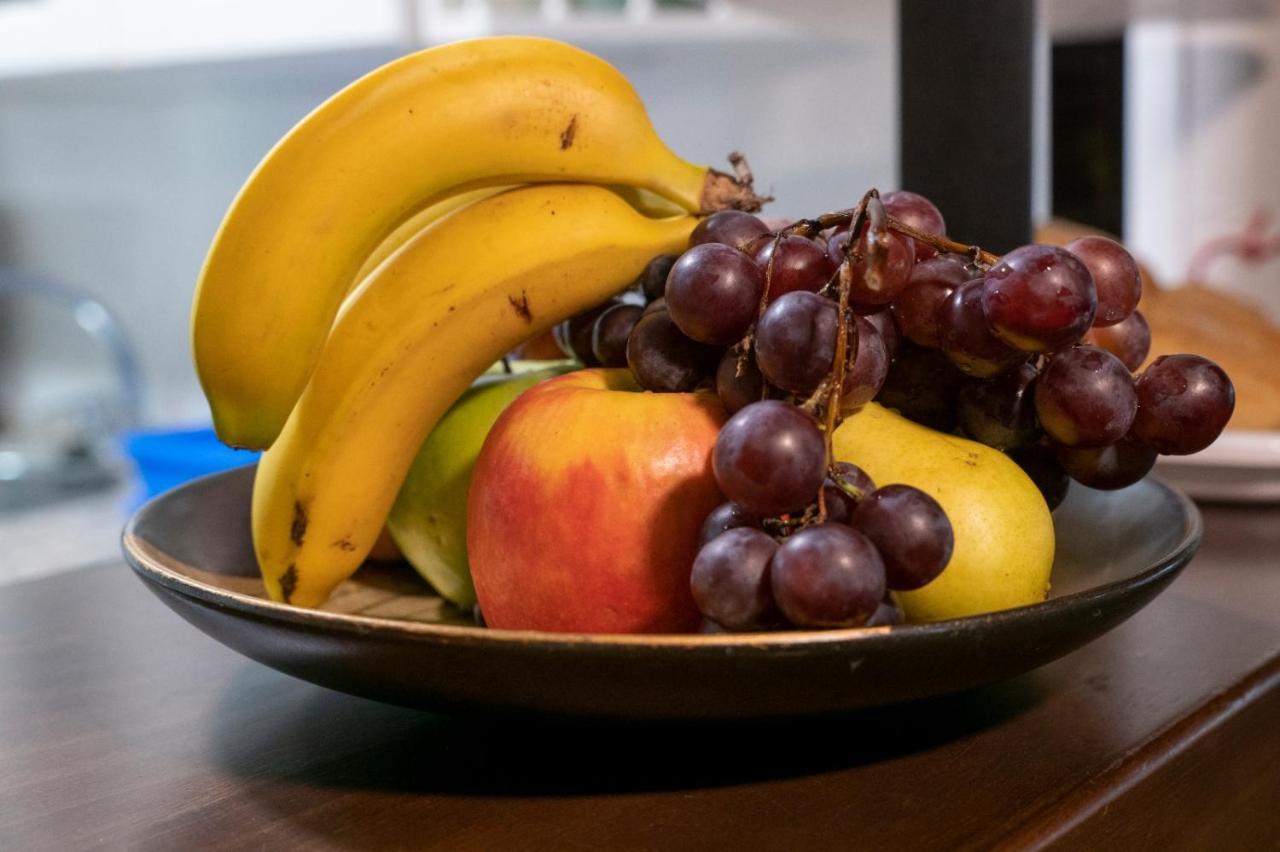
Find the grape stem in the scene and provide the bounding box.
[776,202,1000,269]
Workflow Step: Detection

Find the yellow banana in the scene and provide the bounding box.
[252,184,697,608]
[194,36,760,450]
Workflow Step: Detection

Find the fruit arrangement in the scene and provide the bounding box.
[191,37,1234,634]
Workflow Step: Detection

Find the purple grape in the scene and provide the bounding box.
[862,309,901,362]
[1132,354,1235,455]
[698,502,761,547]
[626,309,718,392]
[850,485,954,591]
[770,524,886,628]
[1035,346,1137,447]
[754,291,841,396]
[829,228,917,311]
[689,210,770,252]
[713,400,827,517]
[866,597,905,627]
[875,343,965,432]
[982,244,1098,352]
[892,253,973,348]
[665,243,764,345]
[1056,432,1157,490]
[554,297,625,366]
[882,190,947,261]
[1009,442,1071,510]
[822,461,876,525]
[690,528,780,631]
[642,297,666,317]
[591,303,645,368]
[1083,310,1151,372]
[957,361,1040,451]
[839,315,890,411]
[755,234,835,300]
[639,253,678,303]
[939,279,1028,378]
[715,348,766,414]
[1066,236,1141,327]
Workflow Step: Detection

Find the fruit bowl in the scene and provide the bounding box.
[122,465,1200,720]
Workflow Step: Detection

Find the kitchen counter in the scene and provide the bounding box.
[1,493,1278,850]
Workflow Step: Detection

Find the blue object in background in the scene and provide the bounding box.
[123,426,259,506]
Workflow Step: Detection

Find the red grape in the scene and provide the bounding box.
[755,234,834,300]
[638,253,678,303]
[1009,442,1071,510]
[875,343,965,432]
[982,245,1097,352]
[554,297,625,366]
[829,228,917,310]
[591,303,645,367]
[1056,432,1157,490]
[939,279,1028,378]
[690,528,780,631]
[850,485,953,591]
[665,243,764,345]
[1035,346,1137,447]
[689,210,770,252]
[770,524,886,628]
[715,348,766,414]
[754,291,841,395]
[862,309,901,362]
[840,315,890,410]
[892,253,972,348]
[822,461,876,525]
[698,502,760,548]
[957,361,1040,450]
[1065,236,1141,327]
[882,190,946,261]
[866,598,905,627]
[713,400,827,517]
[1083,309,1151,371]
[1132,354,1235,455]
[626,309,718,392]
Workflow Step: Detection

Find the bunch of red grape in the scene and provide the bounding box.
[554,189,1236,632]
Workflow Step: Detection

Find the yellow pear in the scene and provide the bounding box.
[832,403,1055,621]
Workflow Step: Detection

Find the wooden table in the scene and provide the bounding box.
[2,499,1278,850]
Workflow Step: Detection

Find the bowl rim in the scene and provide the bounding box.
[121,468,1202,654]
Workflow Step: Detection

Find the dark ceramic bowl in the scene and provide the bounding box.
[122,466,1200,720]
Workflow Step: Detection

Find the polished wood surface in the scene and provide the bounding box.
[2,499,1278,850]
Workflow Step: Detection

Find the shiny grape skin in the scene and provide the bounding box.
[840,315,890,411]
[822,461,876,525]
[828,228,917,311]
[690,528,780,631]
[882,190,947,261]
[689,210,770,252]
[554,297,625,366]
[1009,442,1071,510]
[755,235,835,300]
[754,291,842,395]
[664,243,765,345]
[591,303,645,368]
[715,348,766,414]
[862,309,901,362]
[850,485,954,591]
[712,400,828,517]
[1035,346,1137,448]
[957,361,1041,451]
[982,245,1098,352]
[770,524,886,628]
[875,343,966,432]
[1083,310,1151,371]
[1056,432,1157,490]
[698,502,761,548]
[1132,354,1236,455]
[939,279,1028,378]
[1065,236,1141,327]
[625,309,718,393]
[891,254,971,349]
[639,253,679,303]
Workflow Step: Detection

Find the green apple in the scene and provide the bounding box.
[387,363,571,608]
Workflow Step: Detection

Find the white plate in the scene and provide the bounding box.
[1154,431,1280,502]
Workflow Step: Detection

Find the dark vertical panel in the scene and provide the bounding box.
[1052,39,1125,237]
[899,0,1034,253]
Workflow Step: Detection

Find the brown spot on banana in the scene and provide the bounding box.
[290,501,308,545]
[279,564,298,604]
[508,290,533,323]
[560,114,577,150]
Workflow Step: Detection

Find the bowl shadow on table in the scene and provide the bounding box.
[208,661,1047,800]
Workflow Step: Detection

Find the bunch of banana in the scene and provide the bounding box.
[191,37,762,607]
[192,35,764,452]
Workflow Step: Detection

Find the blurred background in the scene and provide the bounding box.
[2,0,1278,579]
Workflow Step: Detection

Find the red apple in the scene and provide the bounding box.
[467,368,727,633]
